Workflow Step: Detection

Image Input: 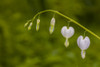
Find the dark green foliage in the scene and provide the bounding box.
[0,0,100,67]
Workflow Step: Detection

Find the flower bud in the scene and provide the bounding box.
[28,22,33,30]
[24,20,31,27]
[36,19,40,31]
[49,17,55,34]
[24,22,29,27]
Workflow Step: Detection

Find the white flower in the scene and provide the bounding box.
[77,35,90,59]
[36,19,40,31]
[61,26,74,38]
[61,26,75,47]
[77,35,90,50]
[49,17,55,34]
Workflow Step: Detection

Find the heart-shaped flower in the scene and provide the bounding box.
[61,26,74,38]
[77,35,90,50]
[77,35,90,59]
[61,26,75,47]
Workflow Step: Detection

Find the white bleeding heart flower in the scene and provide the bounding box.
[81,50,86,59]
[77,35,90,50]
[49,17,55,34]
[61,26,74,38]
[61,26,75,47]
[77,35,90,59]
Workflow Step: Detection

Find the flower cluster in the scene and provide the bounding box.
[24,17,56,34]
[61,26,90,59]
[24,15,90,59]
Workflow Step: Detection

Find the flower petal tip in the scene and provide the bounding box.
[64,39,69,47]
[81,50,86,59]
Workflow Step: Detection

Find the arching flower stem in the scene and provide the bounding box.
[31,10,100,40]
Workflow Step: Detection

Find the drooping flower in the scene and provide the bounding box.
[77,35,90,59]
[49,17,55,34]
[36,18,40,31]
[61,26,74,47]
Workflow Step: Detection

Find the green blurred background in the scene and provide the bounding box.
[0,0,100,67]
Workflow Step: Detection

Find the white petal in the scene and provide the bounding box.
[64,38,69,47]
[61,26,67,38]
[77,35,83,47]
[51,17,55,25]
[68,27,74,38]
[61,26,74,38]
[81,50,86,59]
[77,36,90,50]
[37,19,40,23]
[84,36,90,49]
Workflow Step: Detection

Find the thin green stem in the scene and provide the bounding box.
[67,21,70,29]
[32,10,100,40]
[83,31,86,39]
[38,14,40,19]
